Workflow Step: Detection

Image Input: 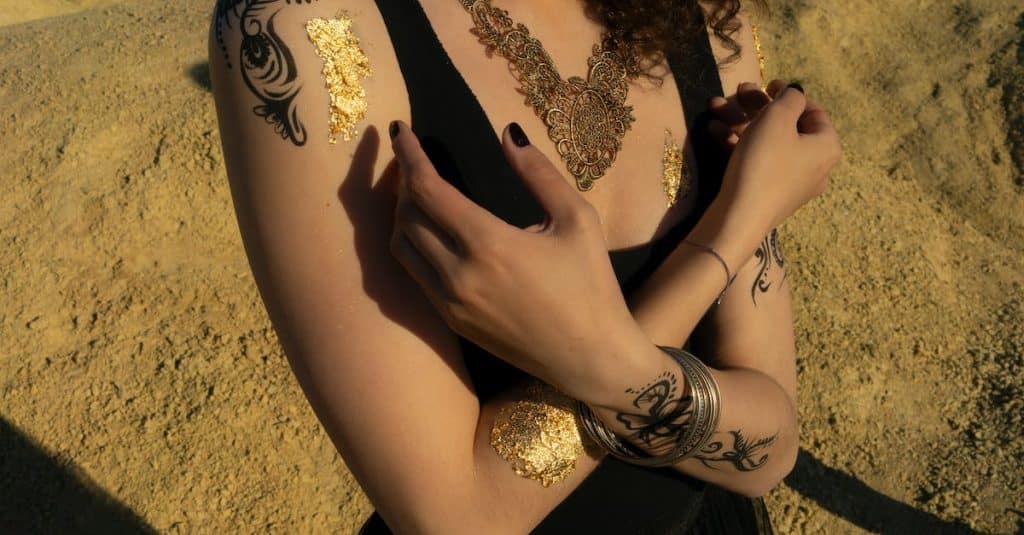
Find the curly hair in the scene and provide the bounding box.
[585,0,767,71]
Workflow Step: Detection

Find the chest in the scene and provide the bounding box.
[418,1,708,251]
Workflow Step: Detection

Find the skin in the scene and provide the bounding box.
[208,1,841,533]
[390,79,836,491]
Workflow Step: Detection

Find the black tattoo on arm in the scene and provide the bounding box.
[615,371,693,453]
[612,372,779,472]
[696,430,778,471]
[214,0,317,146]
[751,228,786,306]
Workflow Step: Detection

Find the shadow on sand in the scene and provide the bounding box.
[0,417,156,534]
[787,448,977,534]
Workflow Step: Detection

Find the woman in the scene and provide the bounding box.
[208,0,841,532]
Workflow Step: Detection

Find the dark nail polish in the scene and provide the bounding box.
[786,82,804,94]
[508,122,530,147]
[389,120,400,140]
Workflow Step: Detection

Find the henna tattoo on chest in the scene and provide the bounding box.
[615,371,694,453]
[696,430,778,472]
[751,228,786,306]
[214,0,317,146]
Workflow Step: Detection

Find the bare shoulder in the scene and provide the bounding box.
[207,0,409,153]
[703,6,765,96]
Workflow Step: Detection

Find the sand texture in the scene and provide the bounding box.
[1,1,1021,533]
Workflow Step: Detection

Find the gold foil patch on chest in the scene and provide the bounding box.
[662,129,690,207]
[305,14,372,143]
[489,380,585,487]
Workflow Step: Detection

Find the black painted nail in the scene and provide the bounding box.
[508,122,530,147]
[389,120,400,140]
[786,82,805,94]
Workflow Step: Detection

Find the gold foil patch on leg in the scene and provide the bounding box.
[489,380,585,487]
[662,129,690,207]
[305,14,372,143]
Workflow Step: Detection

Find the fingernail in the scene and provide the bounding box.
[389,120,400,140]
[786,82,804,94]
[508,122,530,147]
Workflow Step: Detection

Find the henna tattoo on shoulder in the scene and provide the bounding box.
[695,430,778,471]
[615,371,693,452]
[751,228,786,306]
[214,0,317,146]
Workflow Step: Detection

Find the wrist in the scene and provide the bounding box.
[688,193,770,273]
[576,325,676,412]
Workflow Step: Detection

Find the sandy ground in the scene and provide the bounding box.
[0,1,1021,533]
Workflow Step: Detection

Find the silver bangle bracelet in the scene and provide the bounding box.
[575,345,722,467]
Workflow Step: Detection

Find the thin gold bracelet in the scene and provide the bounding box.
[681,239,736,305]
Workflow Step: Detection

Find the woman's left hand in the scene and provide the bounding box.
[386,120,647,402]
[707,79,789,153]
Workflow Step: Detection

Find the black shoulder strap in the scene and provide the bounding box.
[371,0,548,229]
[666,5,729,211]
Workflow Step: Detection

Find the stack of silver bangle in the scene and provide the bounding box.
[576,345,722,467]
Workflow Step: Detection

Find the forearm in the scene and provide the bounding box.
[627,193,768,346]
[457,215,789,532]
[584,343,799,498]
[460,324,794,534]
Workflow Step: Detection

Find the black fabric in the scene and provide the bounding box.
[362,1,771,533]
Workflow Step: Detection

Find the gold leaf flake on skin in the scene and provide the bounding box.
[751,20,768,89]
[662,129,690,208]
[305,13,372,143]
[489,380,586,487]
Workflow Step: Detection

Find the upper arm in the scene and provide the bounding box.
[694,229,797,403]
[208,2,480,530]
[694,7,797,402]
[706,6,767,97]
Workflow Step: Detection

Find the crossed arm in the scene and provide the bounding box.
[208,2,797,533]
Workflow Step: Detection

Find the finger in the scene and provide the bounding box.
[395,182,462,282]
[389,120,498,245]
[797,95,834,134]
[708,118,738,151]
[736,81,772,117]
[763,85,808,123]
[390,228,451,310]
[709,95,747,126]
[500,122,582,227]
[765,79,788,99]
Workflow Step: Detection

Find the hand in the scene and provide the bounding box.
[707,80,790,153]
[387,120,646,402]
[716,81,843,234]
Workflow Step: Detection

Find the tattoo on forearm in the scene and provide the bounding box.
[751,228,786,306]
[613,373,779,472]
[214,0,317,146]
[615,371,693,452]
[696,430,778,471]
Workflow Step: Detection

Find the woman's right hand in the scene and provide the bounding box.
[716,82,843,234]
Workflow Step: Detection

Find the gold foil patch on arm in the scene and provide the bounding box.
[489,380,587,487]
[305,13,372,143]
[750,19,768,88]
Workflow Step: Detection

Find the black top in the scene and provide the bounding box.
[362,2,769,533]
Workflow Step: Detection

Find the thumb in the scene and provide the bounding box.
[500,122,583,226]
[796,96,834,135]
[765,84,808,123]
